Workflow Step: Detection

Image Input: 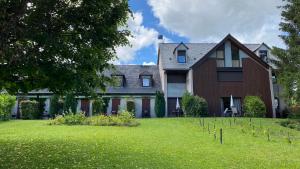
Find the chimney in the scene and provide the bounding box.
[158,34,164,43]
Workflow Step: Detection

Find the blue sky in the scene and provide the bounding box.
[116,0,283,65]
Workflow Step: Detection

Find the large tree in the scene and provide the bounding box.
[272,0,300,106]
[0,0,130,95]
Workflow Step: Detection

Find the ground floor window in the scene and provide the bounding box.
[221,97,241,116]
[167,98,183,117]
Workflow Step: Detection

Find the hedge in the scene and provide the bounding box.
[0,94,16,121]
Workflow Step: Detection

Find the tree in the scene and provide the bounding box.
[63,93,77,113]
[272,0,300,106]
[0,0,131,95]
[155,91,165,117]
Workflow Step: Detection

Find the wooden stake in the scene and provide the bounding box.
[220,128,223,144]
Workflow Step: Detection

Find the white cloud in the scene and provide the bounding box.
[115,12,159,64]
[142,61,156,65]
[148,0,285,47]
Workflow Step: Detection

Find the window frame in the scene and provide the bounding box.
[259,50,268,62]
[216,45,225,67]
[177,50,187,63]
[141,75,152,87]
[231,44,241,67]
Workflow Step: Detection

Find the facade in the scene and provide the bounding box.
[12,34,284,118]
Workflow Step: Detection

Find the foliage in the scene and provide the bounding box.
[280,119,300,131]
[271,0,300,106]
[289,105,300,119]
[0,0,131,95]
[126,100,135,113]
[182,91,208,117]
[155,91,165,117]
[92,97,109,115]
[243,96,266,117]
[20,100,39,119]
[0,94,16,121]
[49,95,64,117]
[49,111,139,127]
[63,93,77,113]
[63,112,86,125]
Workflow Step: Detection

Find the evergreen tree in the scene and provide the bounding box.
[272,0,300,106]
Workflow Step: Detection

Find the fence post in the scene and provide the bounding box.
[220,128,223,144]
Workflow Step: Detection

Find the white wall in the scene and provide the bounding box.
[186,69,193,94]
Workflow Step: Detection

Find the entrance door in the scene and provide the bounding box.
[81,99,90,116]
[142,98,150,118]
[111,98,120,115]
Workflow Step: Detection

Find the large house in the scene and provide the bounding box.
[11,34,284,118]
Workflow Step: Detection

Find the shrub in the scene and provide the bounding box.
[280,119,300,131]
[92,97,109,115]
[49,111,139,127]
[50,95,64,117]
[20,100,39,119]
[126,100,135,113]
[182,92,208,117]
[63,112,86,125]
[243,96,266,117]
[289,105,300,119]
[0,94,16,121]
[63,93,77,113]
[155,91,165,117]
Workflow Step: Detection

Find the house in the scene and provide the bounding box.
[11,34,284,118]
[158,34,282,118]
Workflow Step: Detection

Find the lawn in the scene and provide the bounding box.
[0,118,300,169]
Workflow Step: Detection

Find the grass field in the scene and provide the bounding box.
[0,118,300,169]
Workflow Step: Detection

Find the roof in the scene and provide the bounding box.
[104,65,161,95]
[158,42,263,70]
[191,34,269,69]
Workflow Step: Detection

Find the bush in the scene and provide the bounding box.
[50,95,64,117]
[63,112,86,125]
[289,105,300,119]
[0,94,16,121]
[280,119,300,131]
[63,93,77,113]
[126,100,135,113]
[155,91,165,117]
[49,111,139,127]
[182,92,208,117]
[243,96,266,117]
[92,97,109,115]
[20,100,39,119]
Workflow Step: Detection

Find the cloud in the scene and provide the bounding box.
[115,12,159,64]
[148,0,284,47]
[142,61,156,65]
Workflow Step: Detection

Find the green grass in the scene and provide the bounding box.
[0,118,300,169]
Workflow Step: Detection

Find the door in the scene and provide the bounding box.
[142,98,150,118]
[111,98,120,115]
[81,99,90,116]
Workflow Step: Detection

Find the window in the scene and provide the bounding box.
[141,75,152,87]
[259,50,268,62]
[232,45,241,67]
[112,75,124,87]
[272,72,277,83]
[177,50,186,63]
[216,45,225,67]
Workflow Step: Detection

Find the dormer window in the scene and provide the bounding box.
[259,50,268,62]
[141,75,152,87]
[112,75,124,87]
[177,50,186,63]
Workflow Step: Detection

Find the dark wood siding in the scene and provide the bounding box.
[167,74,186,83]
[193,58,273,117]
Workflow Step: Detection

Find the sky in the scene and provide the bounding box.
[115,0,284,65]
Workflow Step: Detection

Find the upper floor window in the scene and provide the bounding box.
[177,50,186,63]
[259,50,268,62]
[216,45,225,67]
[232,45,241,67]
[141,75,152,87]
[112,75,124,87]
